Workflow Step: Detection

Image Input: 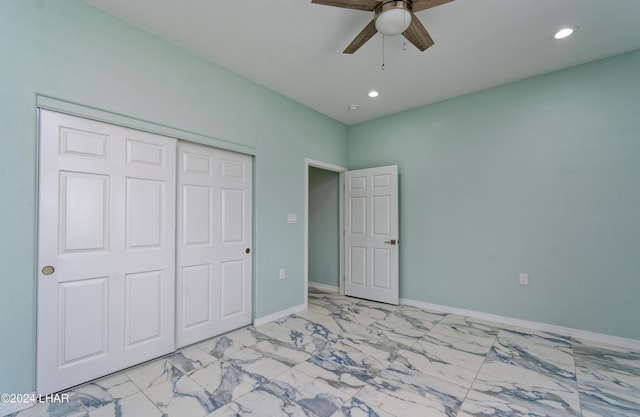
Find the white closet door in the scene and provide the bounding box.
[37,110,176,394]
[176,142,252,348]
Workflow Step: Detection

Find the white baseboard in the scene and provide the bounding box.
[308,281,339,293]
[400,298,640,350]
[0,392,36,417]
[253,303,307,327]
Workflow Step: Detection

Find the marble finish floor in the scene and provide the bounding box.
[11,289,640,417]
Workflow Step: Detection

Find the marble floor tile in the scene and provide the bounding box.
[573,339,640,417]
[73,374,139,407]
[229,386,312,417]
[225,346,292,382]
[412,336,487,370]
[304,344,389,387]
[293,359,368,397]
[125,358,182,390]
[345,301,395,321]
[329,397,396,417]
[274,314,313,330]
[573,339,640,375]
[74,384,127,411]
[364,320,427,348]
[254,321,294,339]
[308,293,354,312]
[378,362,468,402]
[11,290,639,417]
[310,312,361,334]
[374,306,445,333]
[295,307,332,321]
[273,369,352,414]
[500,326,574,351]
[457,387,562,417]
[354,385,457,417]
[486,331,576,382]
[422,319,498,357]
[189,359,259,404]
[399,304,447,322]
[144,374,223,417]
[195,335,245,360]
[273,320,341,353]
[251,339,312,367]
[469,361,581,417]
[223,325,271,347]
[204,405,242,417]
[336,327,403,364]
[439,313,503,332]
[308,299,335,313]
[167,346,218,375]
[87,391,161,417]
[224,371,352,417]
[395,341,484,388]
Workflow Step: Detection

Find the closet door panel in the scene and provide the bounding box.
[37,110,176,394]
[176,142,252,348]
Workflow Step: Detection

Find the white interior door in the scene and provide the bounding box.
[37,110,176,394]
[176,142,252,348]
[344,165,399,304]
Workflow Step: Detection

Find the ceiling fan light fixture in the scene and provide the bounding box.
[375,7,412,36]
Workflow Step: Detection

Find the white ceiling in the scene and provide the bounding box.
[84,0,640,125]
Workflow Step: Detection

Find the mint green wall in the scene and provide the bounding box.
[308,167,340,287]
[348,50,640,340]
[0,0,346,395]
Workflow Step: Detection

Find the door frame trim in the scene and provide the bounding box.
[304,158,347,307]
[36,95,256,156]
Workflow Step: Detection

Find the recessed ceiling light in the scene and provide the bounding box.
[553,26,577,40]
[368,90,380,98]
[348,104,359,111]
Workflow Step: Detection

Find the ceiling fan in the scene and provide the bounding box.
[312,0,454,54]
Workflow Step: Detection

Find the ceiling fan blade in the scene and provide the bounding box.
[412,0,454,13]
[343,19,377,54]
[403,14,434,51]
[311,0,380,11]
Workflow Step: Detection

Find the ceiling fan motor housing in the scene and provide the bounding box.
[311,0,443,53]
[375,0,413,36]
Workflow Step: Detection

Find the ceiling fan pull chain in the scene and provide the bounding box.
[382,34,385,70]
[403,11,407,50]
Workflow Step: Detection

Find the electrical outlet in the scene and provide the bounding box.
[279,268,285,280]
[519,273,529,286]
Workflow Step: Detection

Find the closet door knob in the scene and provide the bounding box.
[42,265,55,275]
[245,248,251,254]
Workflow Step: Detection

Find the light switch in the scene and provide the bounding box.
[287,214,298,224]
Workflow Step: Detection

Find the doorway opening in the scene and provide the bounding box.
[304,159,346,306]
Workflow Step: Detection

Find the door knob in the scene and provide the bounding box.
[245,248,251,254]
[42,265,55,275]
[384,239,398,245]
